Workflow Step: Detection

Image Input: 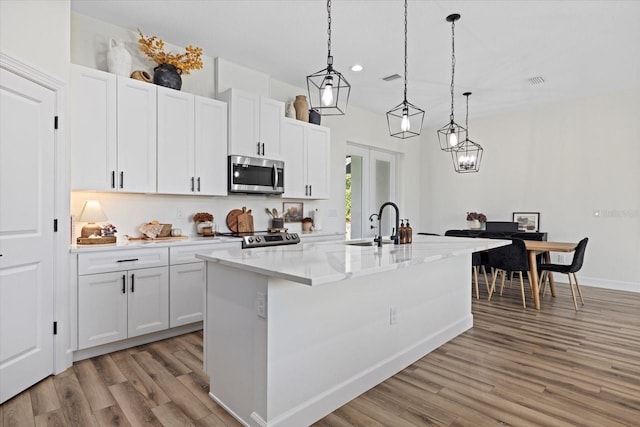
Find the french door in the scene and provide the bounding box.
[0,67,56,403]
[346,145,397,240]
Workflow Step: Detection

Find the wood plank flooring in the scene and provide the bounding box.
[2,283,639,426]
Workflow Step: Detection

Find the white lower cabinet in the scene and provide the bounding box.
[77,248,169,350]
[169,262,204,327]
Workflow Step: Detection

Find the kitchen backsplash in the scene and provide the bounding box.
[71,191,330,242]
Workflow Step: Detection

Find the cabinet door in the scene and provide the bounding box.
[117,77,157,192]
[281,118,307,198]
[78,271,127,349]
[169,262,204,327]
[127,266,169,338]
[70,65,117,191]
[306,125,331,199]
[195,96,227,195]
[225,89,260,157]
[157,87,195,194]
[259,97,284,157]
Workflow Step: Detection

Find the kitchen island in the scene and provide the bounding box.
[196,235,508,427]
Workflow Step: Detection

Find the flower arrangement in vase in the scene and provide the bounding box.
[137,29,203,90]
[466,212,487,230]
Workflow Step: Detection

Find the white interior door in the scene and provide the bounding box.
[346,145,397,240]
[0,68,55,403]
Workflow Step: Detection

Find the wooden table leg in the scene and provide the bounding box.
[544,251,557,297]
[528,251,541,310]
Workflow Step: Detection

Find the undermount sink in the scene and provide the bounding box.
[345,239,393,247]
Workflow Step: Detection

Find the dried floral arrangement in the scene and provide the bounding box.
[193,212,213,223]
[137,29,203,74]
[466,212,487,223]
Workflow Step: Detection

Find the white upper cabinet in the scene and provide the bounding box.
[70,65,117,191]
[220,88,284,158]
[70,64,156,192]
[157,87,227,195]
[281,118,331,199]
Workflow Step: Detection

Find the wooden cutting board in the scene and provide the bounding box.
[226,209,243,233]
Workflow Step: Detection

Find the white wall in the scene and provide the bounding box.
[418,88,640,290]
[0,0,70,79]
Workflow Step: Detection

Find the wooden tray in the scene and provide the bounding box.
[226,209,243,233]
[126,235,189,241]
[77,236,116,245]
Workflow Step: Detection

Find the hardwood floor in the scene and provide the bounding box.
[2,284,639,426]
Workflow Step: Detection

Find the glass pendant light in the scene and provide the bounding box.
[307,0,351,116]
[387,0,425,139]
[438,13,466,151]
[452,92,483,173]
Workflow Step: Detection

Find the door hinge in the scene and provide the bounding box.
[54,116,59,129]
[53,218,58,232]
[53,321,58,335]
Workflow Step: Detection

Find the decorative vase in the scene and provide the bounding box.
[309,108,321,125]
[468,219,481,230]
[107,39,132,77]
[130,70,152,83]
[196,221,213,235]
[293,95,309,122]
[153,63,182,90]
[285,101,296,119]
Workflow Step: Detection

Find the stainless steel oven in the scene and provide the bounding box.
[228,155,284,195]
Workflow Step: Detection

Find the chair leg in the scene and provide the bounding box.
[539,271,547,298]
[482,266,490,294]
[572,272,585,305]
[567,273,579,311]
[499,270,507,296]
[472,266,479,299]
[488,269,499,301]
[518,272,526,308]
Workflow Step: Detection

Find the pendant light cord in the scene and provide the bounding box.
[465,93,470,140]
[449,18,456,122]
[403,0,408,104]
[327,0,332,64]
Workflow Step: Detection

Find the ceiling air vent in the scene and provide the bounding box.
[528,76,545,86]
[382,74,402,82]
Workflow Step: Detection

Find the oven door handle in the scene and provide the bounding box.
[272,163,278,190]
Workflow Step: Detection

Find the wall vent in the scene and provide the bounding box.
[382,74,402,82]
[528,76,545,85]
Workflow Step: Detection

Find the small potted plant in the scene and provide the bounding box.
[193,212,214,235]
[302,217,314,232]
[466,212,487,230]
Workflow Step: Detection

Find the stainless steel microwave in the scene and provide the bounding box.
[228,155,284,195]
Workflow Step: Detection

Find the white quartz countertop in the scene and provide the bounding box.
[196,235,510,285]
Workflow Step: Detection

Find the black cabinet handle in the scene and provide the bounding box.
[130,273,135,292]
[116,258,139,263]
[191,177,195,192]
[119,171,124,189]
[261,143,265,156]
[305,185,308,196]
[122,274,126,293]
[197,177,201,192]
[111,171,115,189]
[309,185,312,197]
[256,142,261,155]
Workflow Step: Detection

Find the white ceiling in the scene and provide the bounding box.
[71,0,640,125]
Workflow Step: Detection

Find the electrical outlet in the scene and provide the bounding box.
[256,292,267,319]
[389,307,397,325]
[176,208,184,219]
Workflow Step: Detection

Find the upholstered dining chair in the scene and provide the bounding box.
[487,239,531,308]
[444,230,489,299]
[538,237,588,311]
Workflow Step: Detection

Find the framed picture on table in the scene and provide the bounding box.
[283,202,304,223]
[513,212,540,232]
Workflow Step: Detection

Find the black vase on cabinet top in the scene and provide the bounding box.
[153,63,182,90]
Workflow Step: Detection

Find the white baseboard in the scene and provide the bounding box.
[553,275,640,293]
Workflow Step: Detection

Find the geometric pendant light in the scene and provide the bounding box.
[452,92,483,173]
[437,13,466,151]
[387,0,425,139]
[307,0,351,116]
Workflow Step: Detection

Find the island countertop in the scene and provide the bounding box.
[196,234,509,286]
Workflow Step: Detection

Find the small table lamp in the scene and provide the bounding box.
[79,200,108,238]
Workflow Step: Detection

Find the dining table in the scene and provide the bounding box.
[523,240,578,309]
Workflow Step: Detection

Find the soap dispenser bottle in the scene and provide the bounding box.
[406,219,413,244]
[399,219,406,244]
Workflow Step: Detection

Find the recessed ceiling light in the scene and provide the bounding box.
[351,64,363,72]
